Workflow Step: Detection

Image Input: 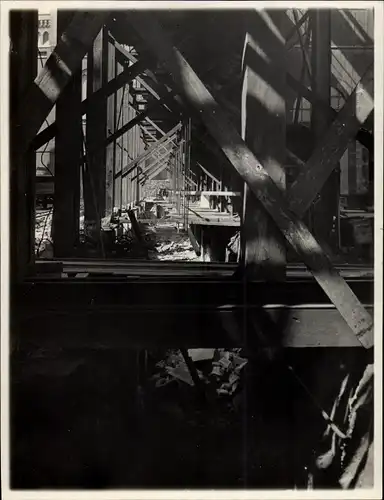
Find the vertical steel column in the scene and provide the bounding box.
[176,134,181,215]
[310,9,339,253]
[241,11,287,280]
[52,10,82,257]
[114,57,121,209]
[105,36,116,216]
[136,125,141,205]
[10,10,38,280]
[85,26,108,231]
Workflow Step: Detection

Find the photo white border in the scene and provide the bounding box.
[1,1,383,499]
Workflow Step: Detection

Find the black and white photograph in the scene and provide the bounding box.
[1,1,382,496]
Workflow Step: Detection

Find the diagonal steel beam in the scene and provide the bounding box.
[286,10,310,50]
[140,128,168,163]
[79,89,176,166]
[127,12,373,349]
[116,123,181,179]
[32,59,146,151]
[145,138,185,181]
[196,162,221,186]
[134,145,174,181]
[15,11,109,155]
[286,72,373,152]
[142,158,171,184]
[289,64,373,217]
[144,117,179,148]
[110,33,177,114]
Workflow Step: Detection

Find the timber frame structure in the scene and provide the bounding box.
[10,9,375,351]
[8,6,378,491]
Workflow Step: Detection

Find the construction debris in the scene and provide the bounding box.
[35,210,53,257]
[227,230,240,259]
[187,348,215,362]
[151,348,247,402]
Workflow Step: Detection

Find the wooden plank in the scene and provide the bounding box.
[52,11,82,258]
[111,34,155,78]
[196,161,221,185]
[139,158,170,183]
[137,142,176,180]
[286,10,310,50]
[187,226,202,256]
[112,36,166,102]
[127,209,143,243]
[146,160,171,182]
[10,10,38,281]
[289,64,373,218]
[167,191,241,197]
[128,13,373,349]
[241,11,287,280]
[111,32,184,117]
[31,60,145,151]
[16,11,108,156]
[145,117,176,144]
[17,305,372,349]
[286,71,373,153]
[127,209,149,258]
[36,259,374,280]
[139,142,174,173]
[117,123,181,179]
[94,89,176,162]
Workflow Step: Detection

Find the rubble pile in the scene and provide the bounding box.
[149,348,248,411]
[35,210,53,258]
[141,179,171,200]
[155,237,198,261]
[35,201,201,261]
[154,224,200,261]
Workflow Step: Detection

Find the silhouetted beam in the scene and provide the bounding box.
[79,91,175,166]
[289,64,374,217]
[286,10,310,49]
[111,33,178,115]
[128,13,373,349]
[109,88,178,146]
[16,11,108,155]
[10,10,38,281]
[31,59,145,151]
[105,36,116,216]
[127,209,149,258]
[117,123,182,179]
[32,123,56,151]
[52,10,82,257]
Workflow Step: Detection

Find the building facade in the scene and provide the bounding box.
[36,10,56,177]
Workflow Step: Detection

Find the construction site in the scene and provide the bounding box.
[9,6,377,490]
